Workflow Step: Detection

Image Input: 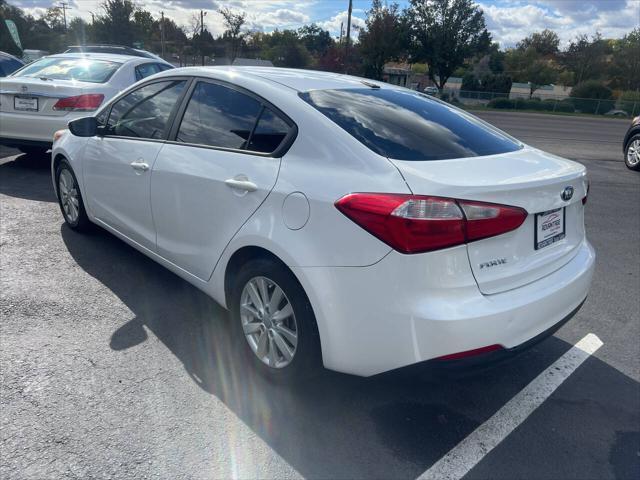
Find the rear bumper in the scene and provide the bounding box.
[0,111,83,144]
[293,240,595,377]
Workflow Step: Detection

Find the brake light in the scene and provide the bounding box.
[335,193,527,254]
[53,94,104,111]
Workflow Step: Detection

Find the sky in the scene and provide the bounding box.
[9,0,640,47]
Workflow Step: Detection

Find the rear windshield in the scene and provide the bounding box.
[300,88,522,161]
[12,57,121,83]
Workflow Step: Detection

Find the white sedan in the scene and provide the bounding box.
[0,52,173,155]
[51,67,595,380]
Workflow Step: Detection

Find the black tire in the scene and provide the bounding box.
[18,146,49,157]
[624,134,640,171]
[55,160,92,232]
[230,257,322,382]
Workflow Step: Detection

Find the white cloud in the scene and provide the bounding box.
[318,10,366,40]
[479,0,639,48]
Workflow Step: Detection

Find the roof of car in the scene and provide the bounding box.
[45,52,166,64]
[153,66,388,93]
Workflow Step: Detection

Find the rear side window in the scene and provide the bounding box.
[0,56,23,76]
[300,88,522,161]
[107,80,186,139]
[135,63,172,81]
[13,57,121,83]
[248,108,291,153]
[176,82,262,149]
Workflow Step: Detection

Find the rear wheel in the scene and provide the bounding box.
[625,135,640,171]
[230,258,321,382]
[55,160,91,232]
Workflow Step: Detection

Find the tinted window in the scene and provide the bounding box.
[248,108,291,153]
[176,82,262,149]
[135,63,162,81]
[0,56,23,76]
[107,80,186,139]
[300,88,522,161]
[13,57,121,83]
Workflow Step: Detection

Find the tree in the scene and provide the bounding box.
[358,0,405,80]
[407,0,491,89]
[298,24,333,57]
[610,28,640,91]
[505,46,558,97]
[561,33,609,85]
[67,17,89,45]
[525,59,558,98]
[219,7,246,63]
[262,29,310,68]
[517,29,559,56]
[42,7,65,32]
[94,0,136,46]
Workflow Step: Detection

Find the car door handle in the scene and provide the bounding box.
[130,161,149,172]
[225,177,258,192]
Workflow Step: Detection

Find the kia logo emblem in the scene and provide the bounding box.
[561,186,574,201]
[20,85,27,93]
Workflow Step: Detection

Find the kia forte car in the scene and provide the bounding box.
[0,52,173,155]
[51,67,595,379]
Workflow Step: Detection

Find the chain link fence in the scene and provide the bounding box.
[440,89,639,117]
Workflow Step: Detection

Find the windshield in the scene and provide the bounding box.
[300,88,522,161]
[12,57,121,83]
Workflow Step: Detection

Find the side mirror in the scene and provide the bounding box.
[68,116,98,137]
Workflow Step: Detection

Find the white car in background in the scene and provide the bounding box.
[51,67,595,380]
[0,52,173,155]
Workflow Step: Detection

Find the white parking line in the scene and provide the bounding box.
[417,333,603,480]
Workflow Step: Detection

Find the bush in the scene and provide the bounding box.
[617,90,640,116]
[487,97,514,109]
[487,97,575,113]
[555,99,576,113]
[570,81,614,114]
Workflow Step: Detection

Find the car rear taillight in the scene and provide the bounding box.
[335,193,528,254]
[53,94,104,111]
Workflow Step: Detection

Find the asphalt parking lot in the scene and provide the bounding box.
[1,111,639,479]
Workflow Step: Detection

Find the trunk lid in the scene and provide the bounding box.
[0,77,92,116]
[391,147,588,295]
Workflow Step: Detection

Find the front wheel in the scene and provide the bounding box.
[625,135,640,171]
[55,160,91,231]
[230,258,321,382]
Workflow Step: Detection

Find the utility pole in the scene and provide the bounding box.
[160,11,166,59]
[59,2,69,31]
[345,0,353,48]
[200,9,207,66]
[90,12,94,25]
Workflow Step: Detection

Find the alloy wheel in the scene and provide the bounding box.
[627,139,640,166]
[58,169,80,223]
[240,276,298,369]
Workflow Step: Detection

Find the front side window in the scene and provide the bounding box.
[176,82,262,150]
[107,80,186,139]
[13,57,121,83]
[300,88,522,161]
